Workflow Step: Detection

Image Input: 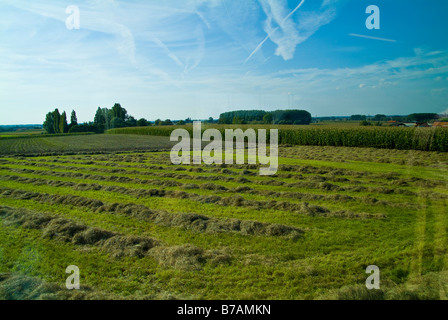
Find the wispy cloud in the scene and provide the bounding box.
[349,33,397,43]
[250,0,339,61]
[246,0,306,63]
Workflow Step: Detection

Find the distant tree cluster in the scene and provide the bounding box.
[43,103,152,134]
[218,110,267,124]
[92,103,143,133]
[350,115,367,121]
[408,113,438,122]
[218,110,312,125]
[351,113,440,123]
[43,109,77,134]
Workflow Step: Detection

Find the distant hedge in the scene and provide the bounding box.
[218,109,312,125]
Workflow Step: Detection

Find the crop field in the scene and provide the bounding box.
[0,134,174,156]
[108,125,448,152]
[0,135,447,300]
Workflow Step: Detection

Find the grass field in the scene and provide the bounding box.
[0,133,447,300]
[0,129,45,138]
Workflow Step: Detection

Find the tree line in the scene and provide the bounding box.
[43,104,197,134]
[218,110,312,125]
[350,113,440,122]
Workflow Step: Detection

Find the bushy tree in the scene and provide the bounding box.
[125,116,137,127]
[137,118,149,127]
[94,107,107,133]
[111,103,127,121]
[43,112,55,134]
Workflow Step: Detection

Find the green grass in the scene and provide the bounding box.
[0,143,447,300]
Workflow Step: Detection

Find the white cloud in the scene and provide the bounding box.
[254,0,339,61]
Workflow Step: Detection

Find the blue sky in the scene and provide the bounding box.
[1,0,448,124]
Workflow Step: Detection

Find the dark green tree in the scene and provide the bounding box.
[125,116,137,127]
[70,110,78,126]
[111,103,127,121]
[263,113,273,124]
[52,109,61,133]
[60,111,68,133]
[43,112,55,134]
[110,117,126,129]
[94,107,106,133]
[270,110,312,125]
[137,118,149,127]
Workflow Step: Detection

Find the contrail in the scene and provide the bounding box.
[245,0,306,63]
[348,33,397,43]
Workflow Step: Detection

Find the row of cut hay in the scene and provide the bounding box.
[0,174,388,219]
[0,187,305,238]
[0,205,227,271]
[9,166,406,198]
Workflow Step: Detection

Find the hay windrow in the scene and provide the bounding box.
[0,173,395,217]
[0,187,307,238]
[0,205,229,270]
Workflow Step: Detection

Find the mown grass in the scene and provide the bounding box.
[0,144,447,300]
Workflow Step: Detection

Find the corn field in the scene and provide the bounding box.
[106,126,448,152]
